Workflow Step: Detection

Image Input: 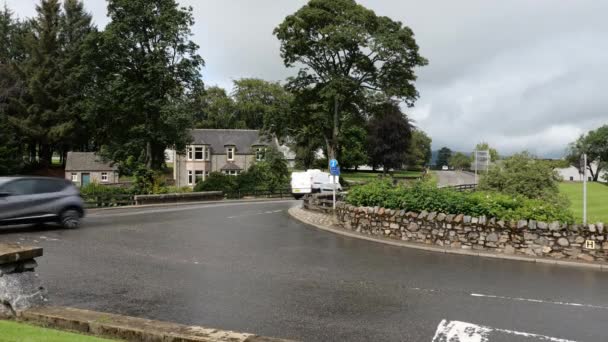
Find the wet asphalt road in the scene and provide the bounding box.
[435,171,477,187]
[1,200,607,341]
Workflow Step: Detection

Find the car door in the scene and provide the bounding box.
[30,179,67,217]
[0,179,38,222]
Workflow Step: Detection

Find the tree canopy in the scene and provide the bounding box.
[449,152,471,170]
[404,130,432,170]
[90,0,204,170]
[436,147,452,168]
[366,101,412,173]
[274,0,427,163]
[567,125,608,181]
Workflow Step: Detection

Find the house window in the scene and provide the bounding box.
[570,176,574,181]
[255,147,266,161]
[194,147,204,160]
[187,147,193,160]
[71,173,78,182]
[195,170,204,184]
[227,147,235,161]
[204,146,210,160]
[101,172,108,182]
[188,170,193,185]
[225,170,239,176]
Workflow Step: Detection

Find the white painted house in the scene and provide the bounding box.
[555,161,607,182]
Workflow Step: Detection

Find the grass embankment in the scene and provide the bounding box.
[342,170,422,183]
[0,320,120,342]
[559,182,608,223]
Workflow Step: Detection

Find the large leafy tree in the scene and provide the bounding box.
[5,0,94,167]
[232,78,293,136]
[274,0,427,163]
[449,152,471,170]
[436,147,452,169]
[9,0,65,166]
[0,5,26,174]
[366,101,412,173]
[340,125,368,170]
[193,86,243,129]
[404,129,432,170]
[93,0,204,169]
[566,125,608,181]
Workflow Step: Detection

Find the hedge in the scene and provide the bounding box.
[346,180,575,223]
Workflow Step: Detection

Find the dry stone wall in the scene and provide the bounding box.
[335,203,607,263]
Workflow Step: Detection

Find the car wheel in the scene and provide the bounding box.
[60,209,81,229]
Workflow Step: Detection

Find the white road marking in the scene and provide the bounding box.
[227,210,284,219]
[470,293,608,311]
[432,319,577,342]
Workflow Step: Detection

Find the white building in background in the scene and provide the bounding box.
[555,161,607,183]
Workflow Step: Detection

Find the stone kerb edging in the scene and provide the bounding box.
[18,306,294,342]
[334,202,607,264]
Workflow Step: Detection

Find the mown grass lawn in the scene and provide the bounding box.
[342,170,422,182]
[0,320,119,342]
[559,182,608,223]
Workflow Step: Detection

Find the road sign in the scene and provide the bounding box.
[329,159,340,176]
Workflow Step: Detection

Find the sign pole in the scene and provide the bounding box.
[583,153,587,225]
[333,175,336,209]
[474,151,478,184]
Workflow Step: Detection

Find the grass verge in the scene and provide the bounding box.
[559,182,608,223]
[342,170,422,182]
[0,320,120,342]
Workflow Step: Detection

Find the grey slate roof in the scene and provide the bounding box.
[189,129,274,154]
[220,163,243,171]
[65,152,117,171]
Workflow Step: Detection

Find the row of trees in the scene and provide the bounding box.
[0,0,204,172]
[435,142,499,170]
[1,0,431,176]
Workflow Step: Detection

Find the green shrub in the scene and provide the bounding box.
[478,152,561,199]
[80,182,133,196]
[194,172,237,192]
[346,180,574,223]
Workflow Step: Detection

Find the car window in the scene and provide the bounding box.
[2,179,38,195]
[34,179,67,194]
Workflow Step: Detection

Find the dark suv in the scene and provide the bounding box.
[0,177,85,229]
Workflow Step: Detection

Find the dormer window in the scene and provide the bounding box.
[227,147,235,161]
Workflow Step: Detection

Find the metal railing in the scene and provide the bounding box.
[448,184,477,192]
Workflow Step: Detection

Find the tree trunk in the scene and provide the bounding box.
[146,141,152,169]
[39,144,52,167]
[327,97,340,169]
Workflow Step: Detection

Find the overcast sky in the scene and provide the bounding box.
[6,0,608,157]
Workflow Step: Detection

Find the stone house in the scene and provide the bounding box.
[173,129,277,187]
[65,152,119,186]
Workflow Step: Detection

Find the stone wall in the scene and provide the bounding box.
[303,193,343,214]
[335,203,607,263]
[0,244,47,317]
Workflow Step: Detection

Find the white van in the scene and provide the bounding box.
[290,170,342,199]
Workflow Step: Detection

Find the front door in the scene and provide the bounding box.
[81,173,91,186]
